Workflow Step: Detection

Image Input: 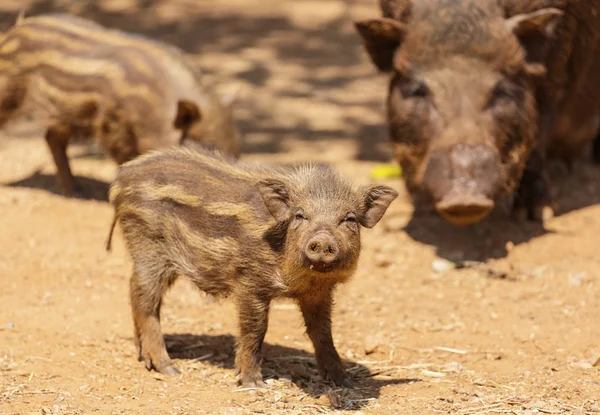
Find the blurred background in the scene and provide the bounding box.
[0,0,392,163]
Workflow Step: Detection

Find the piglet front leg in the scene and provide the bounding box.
[235,293,270,388]
[299,291,353,388]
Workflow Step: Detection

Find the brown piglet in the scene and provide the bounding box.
[106,148,398,388]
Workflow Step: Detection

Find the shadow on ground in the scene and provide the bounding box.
[4,170,110,201]
[400,162,600,261]
[165,333,417,407]
[402,212,550,262]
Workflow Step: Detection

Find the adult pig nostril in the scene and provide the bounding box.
[310,242,320,253]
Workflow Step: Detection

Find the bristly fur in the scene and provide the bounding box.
[107,146,397,387]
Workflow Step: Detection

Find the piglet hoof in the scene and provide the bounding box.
[322,365,353,388]
[160,365,181,376]
[333,376,353,389]
[240,379,267,389]
[239,373,267,389]
[141,355,180,376]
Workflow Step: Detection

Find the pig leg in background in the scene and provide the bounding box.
[234,294,270,388]
[98,108,140,165]
[591,122,600,164]
[45,123,84,198]
[130,270,180,376]
[0,78,27,126]
[513,148,554,222]
[299,291,353,388]
[513,103,557,222]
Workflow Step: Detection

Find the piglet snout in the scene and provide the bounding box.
[305,231,339,265]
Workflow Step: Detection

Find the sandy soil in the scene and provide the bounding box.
[0,1,599,414]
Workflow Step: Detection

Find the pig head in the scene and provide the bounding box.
[355,0,562,225]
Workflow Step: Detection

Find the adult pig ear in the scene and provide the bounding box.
[506,8,563,38]
[256,179,293,222]
[358,185,399,228]
[174,100,201,130]
[506,8,563,74]
[354,18,406,72]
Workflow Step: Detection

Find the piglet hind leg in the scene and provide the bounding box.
[299,292,353,388]
[45,124,84,198]
[130,270,180,376]
[234,293,270,388]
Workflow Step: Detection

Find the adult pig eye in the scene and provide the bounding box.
[401,80,430,99]
[489,80,522,107]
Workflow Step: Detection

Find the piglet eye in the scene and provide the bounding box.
[344,213,357,223]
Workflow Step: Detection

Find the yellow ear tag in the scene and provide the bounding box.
[370,164,402,179]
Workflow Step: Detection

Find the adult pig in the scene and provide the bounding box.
[355,0,600,225]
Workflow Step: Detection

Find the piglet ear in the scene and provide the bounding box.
[354,18,407,72]
[358,185,399,228]
[256,179,293,222]
[174,100,201,130]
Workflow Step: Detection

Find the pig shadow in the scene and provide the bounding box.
[4,170,110,202]
[402,211,550,262]
[402,161,600,262]
[164,333,418,407]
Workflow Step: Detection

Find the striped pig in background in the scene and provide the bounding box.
[106,147,398,388]
[0,14,241,197]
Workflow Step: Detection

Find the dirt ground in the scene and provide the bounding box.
[0,1,599,414]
